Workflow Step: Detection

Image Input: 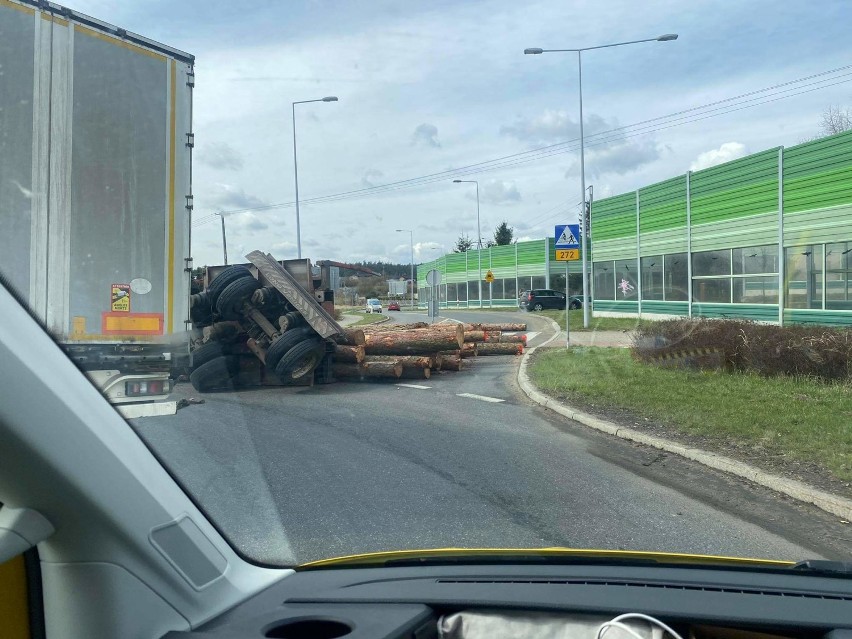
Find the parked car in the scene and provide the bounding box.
[387,301,401,311]
[518,289,567,311]
[569,295,591,310]
[366,298,383,313]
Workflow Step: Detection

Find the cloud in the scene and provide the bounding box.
[198,142,244,171]
[361,169,384,187]
[500,110,609,145]
[271,240,296,253]
[206,183,267,211]
[411,122,440,148]
[689,142,748,171]
[502,110,660,178]
[227,211,269,233]
[479,179,521,205]
[567,137,662,179]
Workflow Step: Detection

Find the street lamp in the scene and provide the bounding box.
[292,96,338,259]
[525,34,677,328]
[453,179,483,307]
[396,229,415,309]
[215,212,228,265]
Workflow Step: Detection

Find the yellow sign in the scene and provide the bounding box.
[111,284,131,312]
[556,249,580,261]
[484,270,495,283]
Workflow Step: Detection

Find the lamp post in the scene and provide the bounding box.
[396,229,415,309]
[292,96,338,259]
[453,179,482,308]
[525,34,677,327]
[215,212,228,265]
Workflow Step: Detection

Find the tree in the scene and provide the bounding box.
[802,105,852,142]
[820,105,852,136]
[453,234,473,253]
[493,221,514,246]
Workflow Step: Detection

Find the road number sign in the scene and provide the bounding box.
[484,270,494,283]
[556,249,580,261]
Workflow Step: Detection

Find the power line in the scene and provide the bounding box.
[193,64,852,228]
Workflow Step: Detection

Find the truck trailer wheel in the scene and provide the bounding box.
[189,355,240,392]
[274,338,325,381]
[190,341,227,370]
[207,266,254,307]
[216,277,261,320]
[265,326,315,370]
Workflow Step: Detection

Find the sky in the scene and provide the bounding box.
[69,0,852,266]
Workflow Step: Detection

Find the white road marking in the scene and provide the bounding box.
[397,383,432,389]
[456,393,506,403]
[525,331,540,342]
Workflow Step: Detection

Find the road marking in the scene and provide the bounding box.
[456,393,505,403]
[525,331,540,342]
[397,383,431,389]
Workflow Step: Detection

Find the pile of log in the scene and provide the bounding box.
[331,321,527,381]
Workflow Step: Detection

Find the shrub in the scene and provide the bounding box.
[633,318,852,382]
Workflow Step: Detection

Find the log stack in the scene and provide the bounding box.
[331,320,526,382]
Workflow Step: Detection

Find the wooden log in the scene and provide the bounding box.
[337,328,366,346]
[333,344,365,363]
[435,349,462,371]
[477,342,524,356]
[463,330,487,343]
[460,342,477,358]
[363,321,429,332]
[438,353,462,371]
[463,322,527,332]
[364,325,463,354]
[399,367,431,380]
[366,355,434,368]
[484,334,526,344]
[332,361,402,380]
[481,322,527,332]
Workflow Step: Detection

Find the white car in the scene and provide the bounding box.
[365,298,383,313]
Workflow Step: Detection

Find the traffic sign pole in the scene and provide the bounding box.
[565,261,570,348]
[555,224,580,349]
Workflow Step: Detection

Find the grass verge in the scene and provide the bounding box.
[529,347,852,483]
[346,312,390,327]
[538,309,652,332]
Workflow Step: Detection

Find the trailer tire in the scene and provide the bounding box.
[265,326,315,370]
[189,291,213,326]
[207,266,254,307]
[274,338,325,381]
[190,341,227,370]
[189,355,240,392]
[216,277,261,320]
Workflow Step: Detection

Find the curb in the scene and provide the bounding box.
[517,344,852,522]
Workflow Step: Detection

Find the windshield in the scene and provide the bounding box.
[2,0,851,568]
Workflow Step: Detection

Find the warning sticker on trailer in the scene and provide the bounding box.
[111,284,131,312]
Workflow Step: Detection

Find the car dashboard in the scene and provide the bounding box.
[163,562,852,638]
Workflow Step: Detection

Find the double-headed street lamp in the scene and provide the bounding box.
[396,229,415,309]
[292,96,338,259]
[525,34,677,328]
[453,179,483,307]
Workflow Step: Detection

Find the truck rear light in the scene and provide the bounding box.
[125,380,170,397]
[527,292,534,300]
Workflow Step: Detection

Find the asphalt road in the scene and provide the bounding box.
[132,311,847,565]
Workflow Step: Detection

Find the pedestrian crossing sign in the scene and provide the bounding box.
[555,224,580,249]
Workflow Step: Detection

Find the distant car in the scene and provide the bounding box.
[387,301,401,311]
[569,295,591,310]
[366,298,383,313]
[518,289,566,311]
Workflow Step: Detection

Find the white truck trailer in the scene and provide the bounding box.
[0,0,194,404]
